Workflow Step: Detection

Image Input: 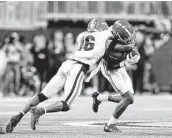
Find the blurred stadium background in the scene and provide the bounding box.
[0,1,172,138]
[1,1,172,98]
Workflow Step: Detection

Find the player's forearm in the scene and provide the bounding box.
[109,56,140,70]
[110,42,134,53]
[113,46,133,52]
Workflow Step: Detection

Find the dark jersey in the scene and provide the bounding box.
[103,39,133,70]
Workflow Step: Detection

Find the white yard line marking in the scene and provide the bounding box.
[62,120,172,128]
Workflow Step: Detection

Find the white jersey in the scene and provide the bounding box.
[73,30,113,71]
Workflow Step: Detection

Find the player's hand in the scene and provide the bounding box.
[126,53,140,65]
[120,54,140,67]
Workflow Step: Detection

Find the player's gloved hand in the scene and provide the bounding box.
[120,54,140,67]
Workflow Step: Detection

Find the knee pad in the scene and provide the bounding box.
[61,101,70,111]
[38,93,48,102]
[129,96,134,104]
[29,93,48,106]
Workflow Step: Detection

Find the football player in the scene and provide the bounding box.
[29,20,139,132]
[91,20,140,132]
[6,18,115,132]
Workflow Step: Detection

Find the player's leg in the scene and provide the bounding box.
[104,68,134,132]
[39,69,85,114]
[92,62,123,113]
[92,92,122,112]
[108,94,122,102]
[6,63,66,133]
[94,92,122,103]
[33,63,85,114]
[98,64,134,132]
[30,62,87,130]
[6,93,48,133]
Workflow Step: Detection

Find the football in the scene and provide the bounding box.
[129,49,139,58]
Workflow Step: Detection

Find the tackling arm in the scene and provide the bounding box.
[105,40,135,70]
[106,47,140,70]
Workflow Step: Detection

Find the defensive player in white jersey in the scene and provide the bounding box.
[91,20,140,132]
[29,20,139,132]
[6,18,115,133]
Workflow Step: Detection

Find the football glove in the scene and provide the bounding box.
[120,54,140,67]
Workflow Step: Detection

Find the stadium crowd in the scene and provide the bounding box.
[0,20,171,97]
[0,31,73,97]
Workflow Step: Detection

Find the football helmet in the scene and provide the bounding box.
[87,18,109,32]
[112,20,136,45]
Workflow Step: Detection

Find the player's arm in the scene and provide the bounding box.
[119,51,140,67]
[113,44,133,53]
[105,40,135,70]
[107,49,140,70]
[108,39,134,53]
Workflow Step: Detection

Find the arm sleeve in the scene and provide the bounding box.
[113,46,133,53]
[108,40,133,53]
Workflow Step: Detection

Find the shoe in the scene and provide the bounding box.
[92,92,101,113]
[0,119,6,134]
[104,123,121,132]
[6,115,22,133]
[30,107,41,130]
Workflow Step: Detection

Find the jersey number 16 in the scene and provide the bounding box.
[78,35,95,51]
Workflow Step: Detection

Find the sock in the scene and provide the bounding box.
[107,116,117,125]
[97,94,109,102]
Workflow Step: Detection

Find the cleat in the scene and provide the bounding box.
[30,107,41,130]
[0,118,6,134]
[6,115,22,133]
[92,92,101,113]
[104,123,121,132]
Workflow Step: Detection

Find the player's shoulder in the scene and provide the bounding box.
[76,31,88,41]
[95,30,113,40]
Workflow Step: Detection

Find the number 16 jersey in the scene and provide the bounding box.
[73,30,113,70]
